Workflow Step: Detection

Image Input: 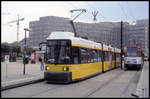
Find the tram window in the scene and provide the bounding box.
[116,53,120,61]
[107,52,109,61]
[108,52,112,61]
[47,40,70,46]
[46,40,71,64]
[87,49,91,63]
[92,50,98,62]
[112,52,115,60]
[104,51,106,61]
[72,47,79,64]
[102,51,104,62]
[114,53,117,60]
[97,51,100,62]
[87,49,101,63]
[89,50,93,62]
[98,51,102,62]
[114,53,116,61]
[104,51,109,61]
[88,49,96,63]
[80,48,88,64]
[58,46,71,64]
[111,52,113,60]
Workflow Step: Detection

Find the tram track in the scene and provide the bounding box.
[83,68,141,97]
[29,82,67,97]
[120,69,141,97]
[2,67,142,97]
[83,69,125,97]
[2,68,123,97]
[29,68,124,97]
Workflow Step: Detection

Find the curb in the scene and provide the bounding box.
[1,78,45,91]
[131,62,148,98]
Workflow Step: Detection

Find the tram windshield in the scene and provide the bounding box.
[46,40,71,64]
[126,47,138,57]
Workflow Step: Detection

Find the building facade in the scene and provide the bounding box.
[29,16,73,47]
[123,19,149,53]
[29,16,149,54]
[29,16,121,48]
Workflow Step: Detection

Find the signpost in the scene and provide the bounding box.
[23,28,31,75]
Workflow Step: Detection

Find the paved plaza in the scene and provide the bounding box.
[1,61,44,82]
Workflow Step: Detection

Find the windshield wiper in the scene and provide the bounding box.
[48,59,55,64]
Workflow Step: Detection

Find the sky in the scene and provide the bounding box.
[1,1,149,43]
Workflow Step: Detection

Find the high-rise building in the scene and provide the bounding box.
[29,16,73,48]
[123,19,149,51]
[29,16,149,52]
[29,16,121,48]
[136,19,149,25]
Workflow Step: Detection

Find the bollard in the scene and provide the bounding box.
[142,88,147,98]
[23,63,26,75]
[5,55,9,78]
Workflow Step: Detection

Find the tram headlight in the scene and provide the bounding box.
[45,66,49,70]
[63,67,69,71]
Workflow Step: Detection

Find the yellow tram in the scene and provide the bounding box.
[42,32,121,83]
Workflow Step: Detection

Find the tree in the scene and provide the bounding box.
[1,42,11,53]
[16,46,21,56]
[23,46,33,56]
[1,42,11,61]
[9,45,21,57]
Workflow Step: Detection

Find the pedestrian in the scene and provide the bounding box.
[39,55,44,71]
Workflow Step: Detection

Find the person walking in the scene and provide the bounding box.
[39,54,44,71]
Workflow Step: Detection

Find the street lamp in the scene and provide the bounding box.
[23,28,31,75]
[120,21,123,69]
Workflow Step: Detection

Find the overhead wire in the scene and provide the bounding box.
[126,2,136,22]
[118,3,130,21]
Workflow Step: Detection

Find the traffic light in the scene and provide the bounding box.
[23,57,28,64]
